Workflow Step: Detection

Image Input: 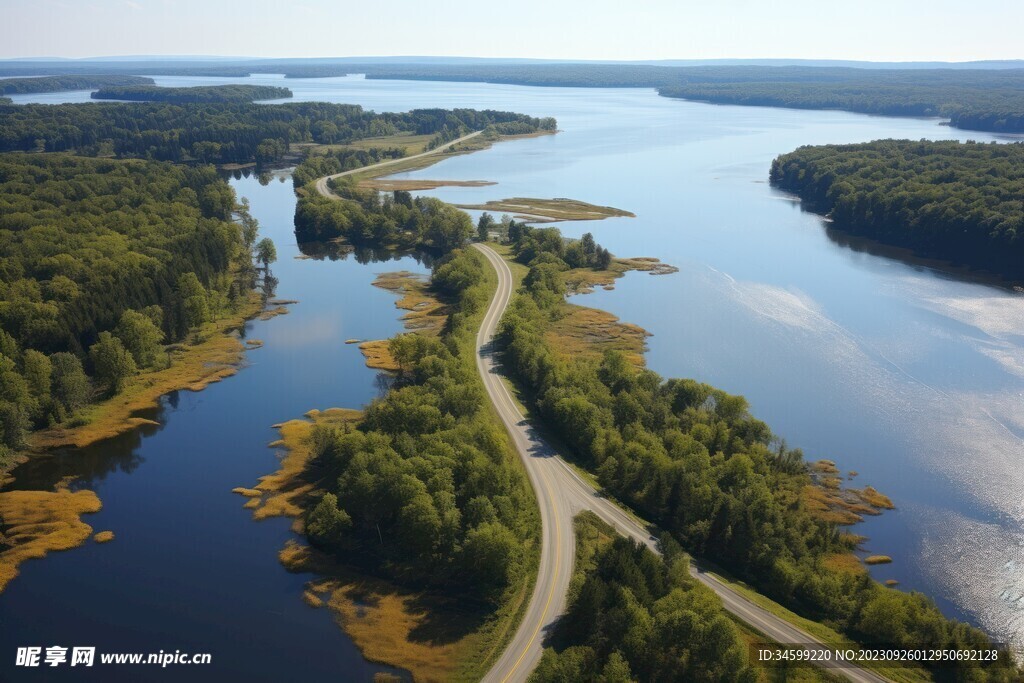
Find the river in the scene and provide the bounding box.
[3,74,1023,671]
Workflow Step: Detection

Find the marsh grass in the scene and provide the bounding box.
[0,484,102,592]
[546,303,650,367]
[359,271,449,371]
[457,197,635,222]
[562,257,678,294]
[241,408,362,522]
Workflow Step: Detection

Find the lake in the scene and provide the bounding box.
[3,74,1023,671]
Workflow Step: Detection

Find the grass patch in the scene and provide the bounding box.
[359,271,449,371]
[864,555,893,565]
[563,256,678,294]
[359,179,496,191]
[241,408,362,523]
[93,530,114,543]
[345,131,541,185]
[457,197,634,222]
[0,483,102,593]
[280,541,531,683]
[546,303,650,367]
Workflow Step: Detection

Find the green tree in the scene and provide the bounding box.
[477,212,495,241]
[114,309,165,368]
[49,352,91,417]
[177,273,210,330]
[22,349,52,413]
[462,522,522,601]
[306,492,352,548]
[255,237,277,270]
[89,332,137,395]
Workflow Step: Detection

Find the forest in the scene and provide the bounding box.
[0,101,550,165]
[295,180,475,252]
[770,140,1024,280]
[497,226,1018,681]
[90,84,292,103]
[534,513,758,682]
[0,154,263,463]
[0,74,153,95]
[303,247,537,605]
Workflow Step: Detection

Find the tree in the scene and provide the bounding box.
[477,212,495,241]
[89,332,137,395]
[49,352,90,418]
[114,309,164,368]
[595,246,613,270]
[306,492,352,548]
[177,273,210,330]
[22,349,52,412]
[462,522,522,601]
[255,237,277,270]
[0,355,31,447]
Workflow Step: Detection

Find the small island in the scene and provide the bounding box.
[91,84,293,103]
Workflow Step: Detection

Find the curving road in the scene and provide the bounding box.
[313,130,484,199]
[471,243,889,683]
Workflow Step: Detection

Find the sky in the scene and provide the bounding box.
[1,0,1022,62]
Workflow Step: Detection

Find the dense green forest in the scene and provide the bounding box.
[0,101,549,165]
[304,247,537,604]
[533,513,757,682]
[770,140,1024,280]
[359,64,1024,133]
[91,84,292,103]
[498,225,1018,681]
[0,154,265,460]
[0,75,153,95]
[295,179,475,252]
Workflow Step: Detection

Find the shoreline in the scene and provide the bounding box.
[2,293,284,486]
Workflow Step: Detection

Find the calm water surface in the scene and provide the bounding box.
[5,75,1024,662]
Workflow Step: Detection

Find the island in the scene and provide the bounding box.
[770,139,1024,281]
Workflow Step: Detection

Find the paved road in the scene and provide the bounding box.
[471,243,889,683]
[313,130,484,199]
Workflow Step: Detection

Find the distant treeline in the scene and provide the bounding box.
[360,63,1024,133]
[3,64,1021,131]
[659,80,1024,133]
[91,84,292,103]
[359,64,1024,133]
[499,224,1018,681]
[770,140,1024,280]
[0,101,548,165]
[0,74,153,95]
[0,154,266,455]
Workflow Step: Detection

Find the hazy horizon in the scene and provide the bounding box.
[2,0,1022,62]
